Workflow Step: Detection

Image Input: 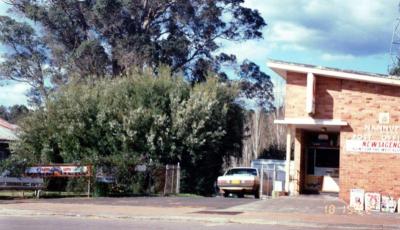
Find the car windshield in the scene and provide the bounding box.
[225,168,257,176]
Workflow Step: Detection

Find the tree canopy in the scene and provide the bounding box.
[0,104,29,123]
[1,0,273,107]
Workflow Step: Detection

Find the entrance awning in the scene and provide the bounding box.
[274,118,348,132]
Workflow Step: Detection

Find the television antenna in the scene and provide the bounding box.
[389,5,400,74]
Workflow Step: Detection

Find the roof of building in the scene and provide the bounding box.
[0,118,17,131]
[267,59,400,87]
[0,118,18,141]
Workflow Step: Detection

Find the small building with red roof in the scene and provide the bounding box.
[0,118,18,161]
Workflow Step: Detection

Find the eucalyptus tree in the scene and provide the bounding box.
[4,0,273,106]
[0,16,55,105]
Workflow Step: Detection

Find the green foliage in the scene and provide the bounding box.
[0,153,28,177]
[6,0,273,106]
[0,104,29,124]
[9,68,242,195]
[0,16,55,106]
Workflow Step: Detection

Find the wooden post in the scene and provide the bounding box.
[171,165,175,194]
[87,176,91,198]
[176,163,180,194]
[273,164,276,193]
[259,164,263,199]
[163,165,168,196]
[87,165,92,198]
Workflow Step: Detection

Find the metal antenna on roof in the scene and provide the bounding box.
[389,4,400,75]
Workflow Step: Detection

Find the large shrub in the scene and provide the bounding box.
[7,69,241,195]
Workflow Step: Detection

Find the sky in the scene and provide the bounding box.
[0,0,399,107]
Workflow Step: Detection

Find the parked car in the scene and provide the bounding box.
[217,167,260,198]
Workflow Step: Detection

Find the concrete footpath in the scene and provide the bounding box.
[0,196,400,229]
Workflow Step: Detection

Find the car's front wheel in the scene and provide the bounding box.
[223,192,229,197]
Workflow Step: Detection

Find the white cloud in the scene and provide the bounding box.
[321,53,355,61]
[267,22,317,43]
[219,39,271,62]
[243,0,399,56]
[0,82,30,106]
[279,44,306,52]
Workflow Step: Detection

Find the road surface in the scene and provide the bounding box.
[0,196,397,230]
[0,216,305,230]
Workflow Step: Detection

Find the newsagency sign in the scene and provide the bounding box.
[346,124,400,154]
[346,140,400,154]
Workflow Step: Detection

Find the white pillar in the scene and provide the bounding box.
[285,125,292,194]
[306,72,316,115]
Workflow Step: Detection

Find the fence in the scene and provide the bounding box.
[0,177,44,190]
[163,163,180,195]
[251,159,294,196]
[96,163,181,196]
[0,164,181,197]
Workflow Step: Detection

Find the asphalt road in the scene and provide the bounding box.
[0,196,396,229]
[0,196,259,210]
[0,216,306,230]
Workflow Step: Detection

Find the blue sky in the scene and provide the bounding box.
[0,0,399,106]
[222,0,400,105]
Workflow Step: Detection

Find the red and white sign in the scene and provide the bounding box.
[346,140,400,154]
[25,165,91,177]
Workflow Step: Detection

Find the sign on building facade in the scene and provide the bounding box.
[346,123,400,154]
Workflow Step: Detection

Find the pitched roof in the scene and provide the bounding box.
[267,59,400,87]
[0,118,17,131]
[0,118,18,141]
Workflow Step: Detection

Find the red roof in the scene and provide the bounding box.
[0,118,17,131]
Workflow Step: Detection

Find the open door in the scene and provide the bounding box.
[304,132,340,194]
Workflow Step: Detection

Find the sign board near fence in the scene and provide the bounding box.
[25,165,91,177]
[135,164,147,172]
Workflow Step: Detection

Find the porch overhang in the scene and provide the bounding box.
[274,118,348,132]
[278,118,347,194]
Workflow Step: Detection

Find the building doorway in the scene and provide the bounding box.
[303,132,340,194]
[0,142,10,161]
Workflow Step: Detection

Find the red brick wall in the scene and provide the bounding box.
[314,77,342,119]
[339,81,400,202]
[285,73,400,202]
[285,72,308,118]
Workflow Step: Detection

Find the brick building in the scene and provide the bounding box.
[268,59,400,202]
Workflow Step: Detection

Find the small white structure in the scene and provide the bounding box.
[251,159,294,196]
